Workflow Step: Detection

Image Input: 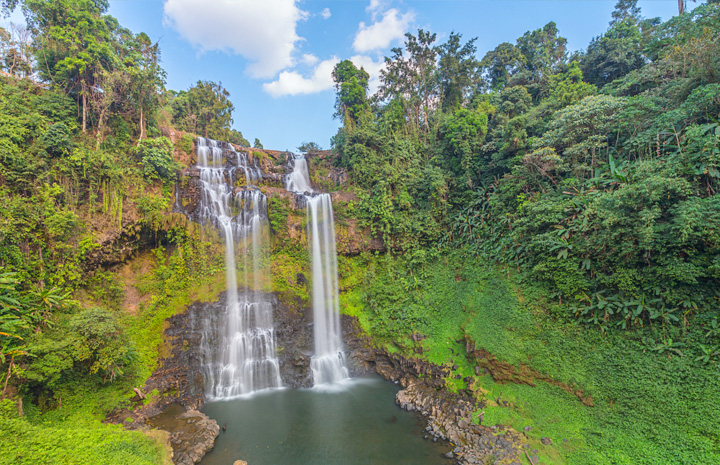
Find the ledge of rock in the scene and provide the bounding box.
[147,404,220,465]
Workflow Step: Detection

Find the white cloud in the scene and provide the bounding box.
[353,8,414,53]
[301,54,319,66]
[163,0,307,78]
[320,8,331,19]
[263,57,339,97]
[350,55,385,94]
[367,0,384,15]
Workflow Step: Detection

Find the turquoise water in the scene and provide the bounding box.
[200,377,448,465]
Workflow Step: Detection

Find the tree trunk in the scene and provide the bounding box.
[2,358,14,397]
[678,0,685,15]
[139,107,146,141]
[82,91,87,134]
[96,107,106,149]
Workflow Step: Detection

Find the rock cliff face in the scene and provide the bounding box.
[274,292,374,387]
[175,139,385,256]
[107,301,217,465]
[151,289,375,395]
[109,287,377,464]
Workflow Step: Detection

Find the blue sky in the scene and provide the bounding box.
[6,1,705,150]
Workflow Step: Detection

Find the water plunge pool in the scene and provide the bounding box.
[200,376,449,465]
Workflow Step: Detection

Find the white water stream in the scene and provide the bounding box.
[195,137,282,399]
[285,154,349,386]
[285,155,313,194]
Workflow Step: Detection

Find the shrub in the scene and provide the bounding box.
[40,123,73,158]
[177,133,194,155]
[135,137,180,181]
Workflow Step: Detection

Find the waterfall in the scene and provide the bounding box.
[306,195,349,385]
[195,137,282,399]
[285,154,313,194]
[285,154,349,386]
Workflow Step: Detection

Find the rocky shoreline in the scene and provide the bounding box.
[364,351,523,465]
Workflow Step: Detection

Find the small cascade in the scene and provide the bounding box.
[285,154,349,386]
[285,154,314,194]
[195,137,282,399]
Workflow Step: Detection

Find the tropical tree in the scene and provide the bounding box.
[0,23,33,77]
[172,80,234,139]
[611,0,641,25]
[480,42,525,91]
[379,29,439,134]
[331,59,370,128]
[22,0,115,133]
[582,18,646,87]
[515,22,567,99]
[437,32,480,111]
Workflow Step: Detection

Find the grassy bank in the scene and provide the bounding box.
[339,251,720,464]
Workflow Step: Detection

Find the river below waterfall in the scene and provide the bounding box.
[199,376,449,465]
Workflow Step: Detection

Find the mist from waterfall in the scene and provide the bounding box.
[195,137,282,399]
[285,153,349,386]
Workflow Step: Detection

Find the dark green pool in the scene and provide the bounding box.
[200,377,449,465]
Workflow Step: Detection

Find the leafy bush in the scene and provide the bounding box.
[297,141,322,153]
[135,137,180,181]
[177,133,194,155]
[40,123,73,158]
[24,308,136,389]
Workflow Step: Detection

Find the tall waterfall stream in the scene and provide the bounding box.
[285,154,350,386]
[189,142,446,463]
[194,137,282,399]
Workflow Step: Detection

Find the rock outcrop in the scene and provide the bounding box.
[106,304,216,465]
[363,350,524,465]
[146,404,220,465]
[396,382,521,465]
[464,332,594,407]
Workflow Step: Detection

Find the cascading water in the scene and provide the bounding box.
[285,154,349,385]
[285,155,313,194]
[195,137,282,399]
[306,195,349,384]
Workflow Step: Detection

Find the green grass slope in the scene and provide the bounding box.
[340,251,720,464]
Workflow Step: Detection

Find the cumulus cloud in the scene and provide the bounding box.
[263,57,339,97]
[350,55,385,94]
[366,0,384,15]
[320,8,331,19]
[301,54,319,66]
[353,8,414,53]
[163,0,307,78]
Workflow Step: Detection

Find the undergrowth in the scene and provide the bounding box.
[341,250,720,465]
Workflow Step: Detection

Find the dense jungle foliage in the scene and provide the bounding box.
[332,1,720,336]
[0,1,248,462]
[328,4,720,462]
